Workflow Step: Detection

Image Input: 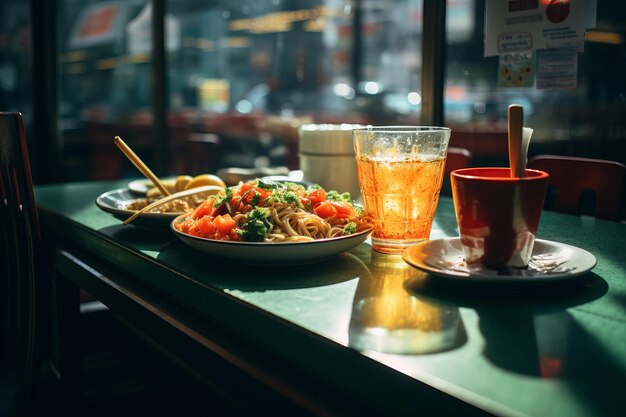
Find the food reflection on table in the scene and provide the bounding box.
[349,253,466,355]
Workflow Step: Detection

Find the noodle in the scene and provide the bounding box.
[268,203,335,241]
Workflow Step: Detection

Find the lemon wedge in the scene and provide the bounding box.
[174,175,193,192]
[184,174,226,190]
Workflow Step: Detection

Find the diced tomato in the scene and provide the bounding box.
[188,216,216,238]
[238,187,272,206]
[331,201,355,217]
[242,188,258,204]
[214,214,236,235]
[307,188,326,205]
[237,183,254,197]
[314,201,337,219]
[314,200,356,221]
[256,188,271,206]
[175,217,195,233]
[214,228,239,241]
[191,199,214,219]
[233,183,254,200]
[187,226,203,237]
[224,194,246,214]
[241,191,254,205]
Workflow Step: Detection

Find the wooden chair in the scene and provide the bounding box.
[448,128,508,166]
[1,113,170,415]
[445,147,473,173]
[442,147,473,196]
[528,155,625,221]
[0,112,112,416]
[0,112,44,416]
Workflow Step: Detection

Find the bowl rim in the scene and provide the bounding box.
[451,167,549,181]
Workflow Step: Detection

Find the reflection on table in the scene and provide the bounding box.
[349,252,466,355]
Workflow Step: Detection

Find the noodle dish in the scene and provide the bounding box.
[173,179,373,243]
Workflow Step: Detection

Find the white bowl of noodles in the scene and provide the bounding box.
[169,179,374,263]
[170,214,373,265]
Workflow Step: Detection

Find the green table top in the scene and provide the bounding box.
[35,179,626,417]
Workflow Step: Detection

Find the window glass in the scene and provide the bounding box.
[50,0,625,182]
[0,1,32,122]
[445,0,626,167]
[54,0,425,181]
[59,0,152,180]
[167,0,424,172]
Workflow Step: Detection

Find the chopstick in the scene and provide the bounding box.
[123,185,224,225]
[114,135,171,196]
[508,104,524,178]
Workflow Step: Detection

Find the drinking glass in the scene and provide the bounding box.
[353,126,451,254]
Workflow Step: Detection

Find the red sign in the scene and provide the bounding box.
[78,5,118,39]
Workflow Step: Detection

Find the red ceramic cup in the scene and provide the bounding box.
[450,167,550,269]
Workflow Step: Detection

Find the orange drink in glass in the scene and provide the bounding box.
[353,126,451,254]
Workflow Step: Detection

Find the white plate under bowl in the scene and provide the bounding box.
[96,188,181,229]
[171,214,373,265]
[403,237,596,282]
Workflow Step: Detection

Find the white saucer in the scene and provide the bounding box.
[403,238,596,282]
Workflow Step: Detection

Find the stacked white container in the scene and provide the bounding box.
[298,124,363,201]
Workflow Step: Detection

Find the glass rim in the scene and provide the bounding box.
[352,126,451,133]
[299,123,365,132]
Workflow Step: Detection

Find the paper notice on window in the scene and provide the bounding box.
[498,52,536,88]
[484,0,597,57]
[536,47,578,89]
